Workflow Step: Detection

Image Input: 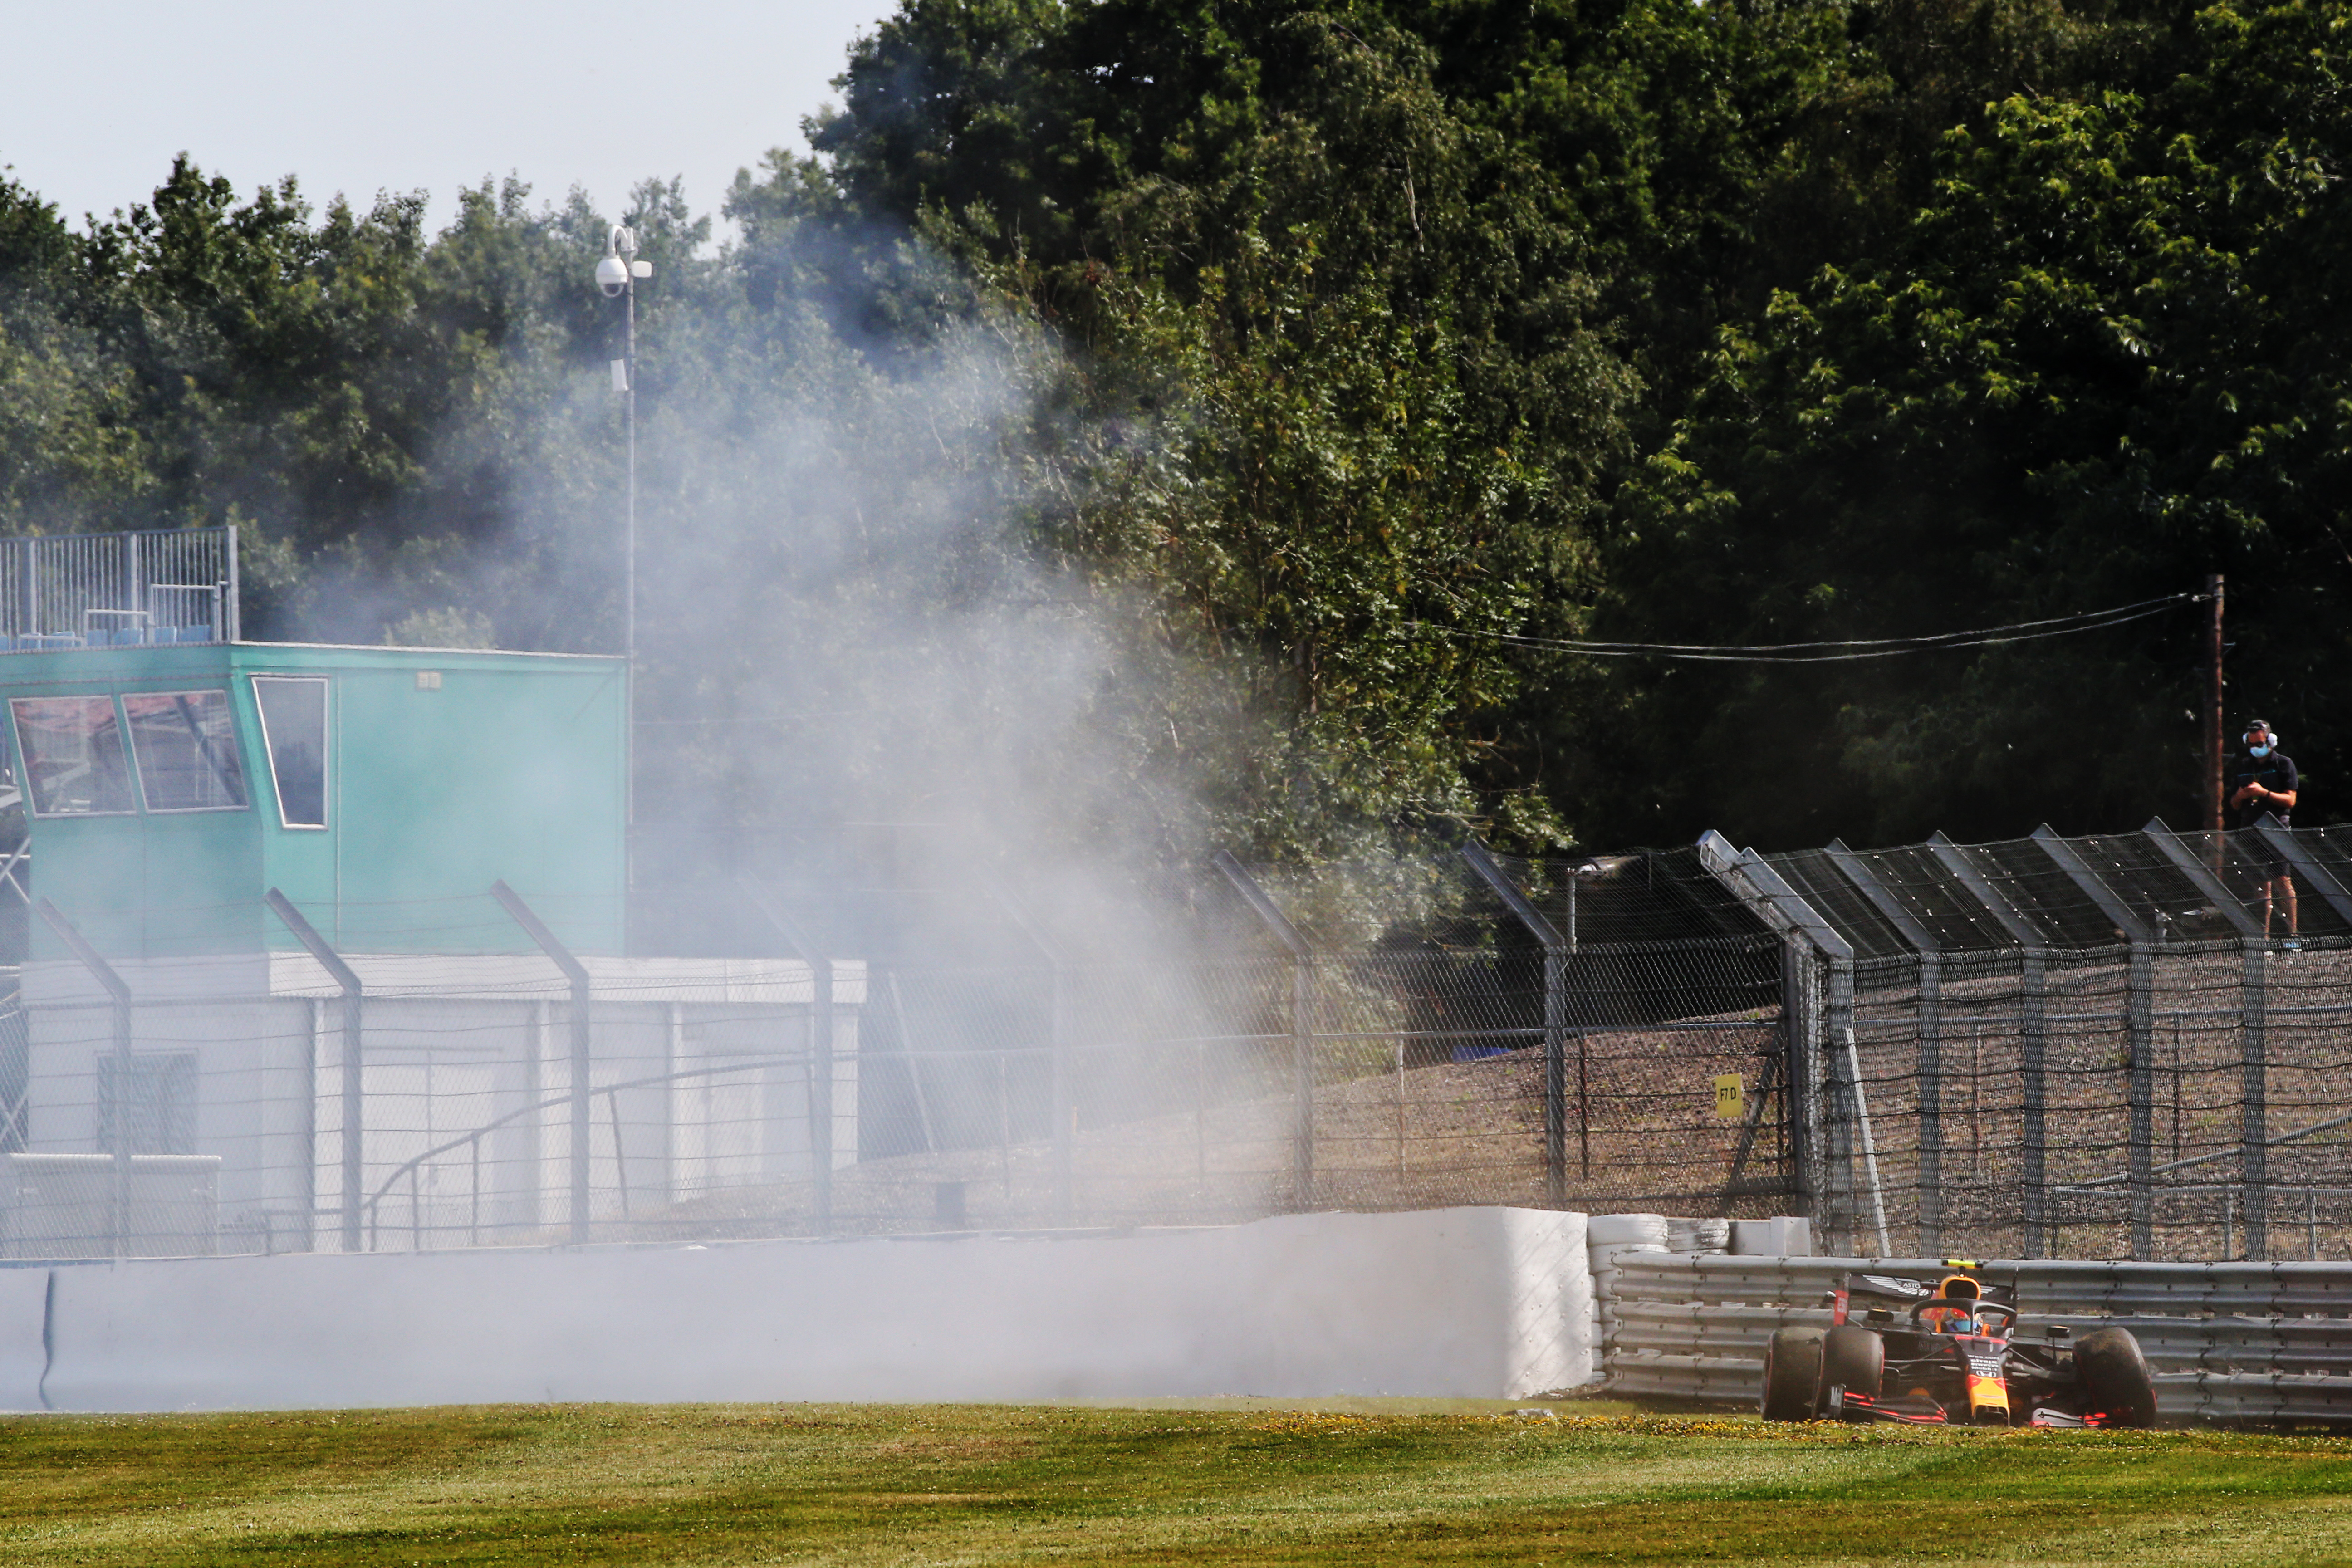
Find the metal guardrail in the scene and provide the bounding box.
[1600,1251,2352,1426]
[361,1053,815,1251]
[0,527,238,649]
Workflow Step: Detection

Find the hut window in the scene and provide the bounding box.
[251,676,328,828]
[10,696,136,816]
[125,690,248,812]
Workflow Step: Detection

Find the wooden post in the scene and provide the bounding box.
[2206,574,2226,833]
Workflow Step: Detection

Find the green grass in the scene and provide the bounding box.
[4,1401,2351,1565]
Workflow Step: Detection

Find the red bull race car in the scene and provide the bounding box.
[1759,1267,2157,1427]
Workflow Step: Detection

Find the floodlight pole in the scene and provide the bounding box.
[597,227,651,912]
[595,225,642,671]
[625,257,636,671]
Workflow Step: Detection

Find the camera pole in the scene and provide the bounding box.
[595,228,652,917]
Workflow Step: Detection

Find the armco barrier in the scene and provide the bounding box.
[1602,1252,2352,1426]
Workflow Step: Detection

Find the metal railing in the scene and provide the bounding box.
[363,1054,813,1251]
[10,818,2352,1265]
[0,527,239,650]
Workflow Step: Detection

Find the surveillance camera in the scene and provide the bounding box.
[594,254,629,298]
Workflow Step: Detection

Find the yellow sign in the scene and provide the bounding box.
[1714,1073,1743,1121]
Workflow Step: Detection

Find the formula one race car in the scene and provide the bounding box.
[1759,1268,2157,1428]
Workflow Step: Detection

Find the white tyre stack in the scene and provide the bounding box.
[1667,1217,1731,1254]
[1587,1212,1670,1360]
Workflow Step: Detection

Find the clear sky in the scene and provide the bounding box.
[1,0,897,239]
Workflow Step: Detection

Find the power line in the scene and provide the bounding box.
[1428,591,2200,664]
[1517,591,2198,653]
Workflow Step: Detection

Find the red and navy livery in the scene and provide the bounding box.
[1759,1266,2157,1428]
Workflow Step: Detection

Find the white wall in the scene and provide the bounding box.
[0,1268,49,1409]
[0,1207,1593,1411]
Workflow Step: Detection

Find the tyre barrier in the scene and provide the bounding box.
[1600,1251,2352,1426]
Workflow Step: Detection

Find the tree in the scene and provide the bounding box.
[806,1,1636,854]
[1583,0,2352,846]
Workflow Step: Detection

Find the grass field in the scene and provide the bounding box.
[5,1399,2352,1566]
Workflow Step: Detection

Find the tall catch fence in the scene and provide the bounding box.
[0,818,2345,1263]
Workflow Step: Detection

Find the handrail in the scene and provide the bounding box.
[356,1010,1721,1249]
[361,1052,813,1248]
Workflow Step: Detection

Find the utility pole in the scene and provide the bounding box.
[2205,574,2225,833]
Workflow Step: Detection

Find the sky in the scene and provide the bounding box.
[1,0,897,240]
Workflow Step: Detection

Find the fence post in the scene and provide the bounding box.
[1698,833,1859,1246]
[2239,938,2268,1258]
[223,522,241,641]
[265,890,363,1253]
[1825,839,1945,1255]
[987,883,1075,1224]
[1460,840,1569,1205]
[1929,834,2049,1256]
[1214,851,1315,1212]
[2239,823,2352,1259]
[492,882,593,1245]
[737,879,834,1234]
[2021,955,2047,1254]
[2144,818,2268,1259]
[34,899,131,1259]
[2031,827,2156,1258]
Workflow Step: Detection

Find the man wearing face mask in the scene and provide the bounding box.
[2231,719,2300,948]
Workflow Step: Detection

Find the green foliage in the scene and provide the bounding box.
[815,3,1636,855]
[1594,0,2352,844]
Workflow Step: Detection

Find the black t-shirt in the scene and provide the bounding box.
[2234,749,2298,829]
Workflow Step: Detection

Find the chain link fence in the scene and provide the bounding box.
[2,819,2347,1263]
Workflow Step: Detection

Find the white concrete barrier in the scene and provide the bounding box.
[18,1206,1594,1411]
[0,1267,49,1410]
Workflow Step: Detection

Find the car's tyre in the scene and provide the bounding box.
[1820,1324,1885,1407]
[2075,1327,2158,1427]
[1760,1327,1824,1421]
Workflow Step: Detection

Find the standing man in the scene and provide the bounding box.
[2231,718,2300,947]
